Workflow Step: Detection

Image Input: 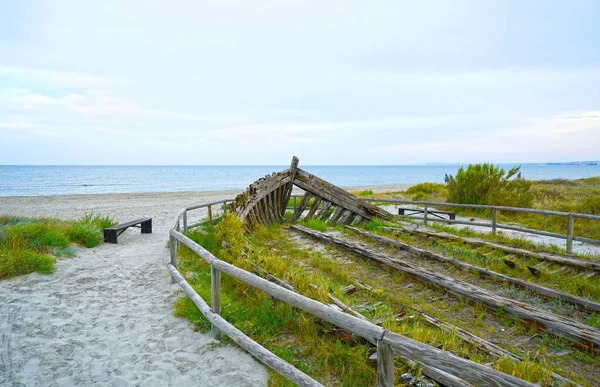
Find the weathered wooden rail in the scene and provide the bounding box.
[347,226,600,312]
[168,207,539,386]
[364,199,600,254]
[291,225,600,351]
[233,157,391,230]
[390,223,600,272]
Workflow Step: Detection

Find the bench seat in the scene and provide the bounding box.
[397,207,455,220]
[104,218,152,243]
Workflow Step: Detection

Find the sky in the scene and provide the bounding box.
[1,0,599,165]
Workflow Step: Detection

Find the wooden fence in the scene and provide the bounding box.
[168,200,540,387]
[355,198,600,254]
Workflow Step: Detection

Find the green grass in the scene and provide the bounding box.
[172,213,586,385]
[0,214,117,280]
[300,218,327,232]
[359,189,374,196]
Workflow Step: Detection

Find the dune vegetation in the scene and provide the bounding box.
[0,214,116,280]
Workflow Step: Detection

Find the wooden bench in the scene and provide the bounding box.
[104,218,152,243]
[398,207,455,220]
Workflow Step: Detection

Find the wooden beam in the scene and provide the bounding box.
[304,196,323,220]
[390,224,600,272]
[349,226,600,313]
[293,168,390,220]
[315,201,332,220]
[327,206,344,223]
[292,192,314,221]
[290,225,600,350]
[337,209,354,225]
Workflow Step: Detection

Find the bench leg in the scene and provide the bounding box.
[141,220,152,234]
[104,229,118,244]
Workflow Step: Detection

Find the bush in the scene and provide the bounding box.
[575,196,600,215]
[4,223,70,252]
[406,182,446,195]
[447,163,533,207]
[0,245,56,279]
[359,189,374,196]
[64,223,103,247]
[79,213,117,229]
[405,182,448,202]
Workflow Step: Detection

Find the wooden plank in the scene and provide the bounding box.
[390,224,600,272]
[315,201,332,220]
[291,225,600,350]
[293,168,389,220]
[328,294,369,321]
[170,230,539,387]
[282,156,300,217]
[415,310,581,386]
[210,264,223,340]
[326,206,344,223]
[349,227,600,313]
[292,192,314,221]
[304,197,323,220]
[350,215,363,226]
[337,209,353,225]
[237,173,291,219]
[376,340,394,387]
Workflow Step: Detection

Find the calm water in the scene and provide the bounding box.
[0,164,599,197]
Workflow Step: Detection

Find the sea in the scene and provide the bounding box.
[1,164,599,197]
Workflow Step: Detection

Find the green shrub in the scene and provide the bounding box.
[79,213,117,229]
[64,222,103,247]
[360,189,374,196]
[447,163,533,207]
[4,223,70,252]
[405,182,448,202]
[575,196,600,215]
[406,182,446,195]
[0,245,56,279]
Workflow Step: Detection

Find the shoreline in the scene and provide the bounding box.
[0,183,412,200]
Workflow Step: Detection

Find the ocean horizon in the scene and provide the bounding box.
[1,163,599,197]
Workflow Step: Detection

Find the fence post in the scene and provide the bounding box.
[176,220,181,251]
[211,263,223,340]
[223,200,227,214]
[293,196,297,211]
[376,339,394,387]
[183,211,188,233]
[423,204,428,226]
[566,214,574,254]
[170,234,177,283]
[491,208,497,236]
[208,205,213,224]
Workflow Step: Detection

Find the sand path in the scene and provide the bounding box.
[0,191,268,386]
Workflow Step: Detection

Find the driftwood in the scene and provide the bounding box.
[347,226,600,313]
[234,157,391,229]
[390,224,600,272]
[415,310,582,387]
[290,225,600,350]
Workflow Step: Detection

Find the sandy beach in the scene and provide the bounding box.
[2,184,597,386]
[0,190,266,386]
[0,185,409,386]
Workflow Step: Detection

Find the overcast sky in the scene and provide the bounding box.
[1,1,599,165]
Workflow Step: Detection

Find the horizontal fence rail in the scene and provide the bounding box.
[169,200,540,387]
[361,198,600,254]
